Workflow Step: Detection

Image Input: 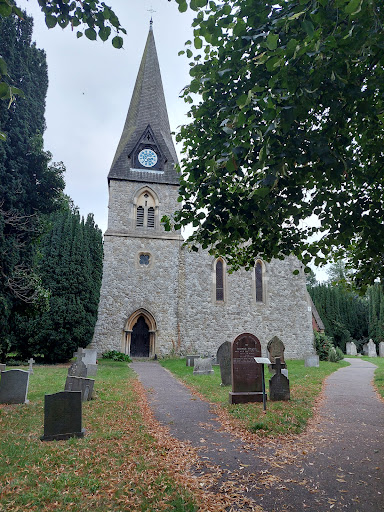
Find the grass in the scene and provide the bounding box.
[160,357,349,437]
[0,360,199,512]
[360,356,384,399]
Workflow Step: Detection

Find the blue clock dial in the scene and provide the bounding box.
[138,149,158,168]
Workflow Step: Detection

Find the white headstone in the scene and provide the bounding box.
[83,349,97,366]
[379,342,384,358]
[193,358,214,375]
[367,339,377,357]
[304,355,320,367]
[346,342,352,355]
[350,342,357,356]
[28,358,35,375]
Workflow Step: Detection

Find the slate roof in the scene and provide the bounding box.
[108,24,179,185]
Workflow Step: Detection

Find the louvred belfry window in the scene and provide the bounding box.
[255,261,263,302]
[136,191,156,229]
[147,207,155,228]
[216,259,224,301]
[136,206,144,227]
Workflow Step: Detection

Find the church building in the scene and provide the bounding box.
[91,24,316,359]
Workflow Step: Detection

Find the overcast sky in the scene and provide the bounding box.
[18,0,195,234]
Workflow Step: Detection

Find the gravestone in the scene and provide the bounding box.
[186,355,200,367]
[362,343,368,356]
[65,376,95,401]
[41,391,85,441]
[0,364,6,372]
[193,358,214,375]
[217,341,232,386]
[28,358,35,375]
[350,342,357,356]
[304,354,319,367]
[229,333,263,404]
[68,348,87,378]
[267,336,286,372]
[83,349,98,377]
[346,342,352,355]
[269,358,290,401]
[0,369,29,404]
[367,339,377,357]
[379,342,384,358]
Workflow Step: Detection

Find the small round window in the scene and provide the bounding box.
[139,253,150,266]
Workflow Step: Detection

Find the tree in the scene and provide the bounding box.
[0,7,65,358]
[162,0,384,288]
[13,205,103,362]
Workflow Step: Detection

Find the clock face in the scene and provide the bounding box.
[138,148,158,168]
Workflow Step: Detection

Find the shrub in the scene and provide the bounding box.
[102,350,131,362]
[314,331,334,361]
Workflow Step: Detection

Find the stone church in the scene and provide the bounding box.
[91,24,316,359]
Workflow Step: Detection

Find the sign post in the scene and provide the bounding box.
[254,357,271,412]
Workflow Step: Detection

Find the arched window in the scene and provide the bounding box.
[136,191,156,228]
[215,258,225,302]
[255,260,263,302]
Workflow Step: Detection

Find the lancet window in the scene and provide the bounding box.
[136,190,156,229]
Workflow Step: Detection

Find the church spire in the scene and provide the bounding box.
[108,26,179,185]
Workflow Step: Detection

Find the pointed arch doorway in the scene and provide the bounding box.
[123,309,157,358]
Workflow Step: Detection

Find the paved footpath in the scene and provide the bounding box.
[131,358,384,511]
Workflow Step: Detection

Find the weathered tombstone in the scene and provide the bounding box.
[83,348,98,377]
[304,354,319,367]
[0,369,29,404]
[269,358,290,401]
[367,339,377,357]
[346,342,352,355]
[281,369,289,378]
[0,363,6,373]
[28,358,35,375]
[229,333,263,404]
[363,343,368,356]
[41,391,85,441]
[267,336,286,372]
[210,354,218,366]
[350,342,357,356]
[217,341,232,386]
[193,358,214,375]
[379,342,384,358]
[65,376,95,401]
[186,355,200,367]
[68,348,87,377]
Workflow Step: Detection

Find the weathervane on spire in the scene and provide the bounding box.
[148,6,156,28]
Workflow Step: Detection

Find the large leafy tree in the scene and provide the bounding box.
[0,7,65,358]
[164,0,384,288]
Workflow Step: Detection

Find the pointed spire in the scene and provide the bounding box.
[108,26,179,185]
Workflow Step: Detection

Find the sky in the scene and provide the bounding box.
[18,0,195,234]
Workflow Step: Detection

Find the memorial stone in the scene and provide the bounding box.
[269,358,290,401]
[229,333,263,404]
[346,342,352,355]
[186,355,200,367]
[350,342,357,356]
[41,391,85,441]
[65,376,95,401]
[267,336,286,372]
[68,348,87,377]
[83,349,98,377]
[367,339,377,357]
[362,343,368,356]
[193,358,214,375]
[28,358,35,375]
[0,364,6,372]
[217,341,232,386]
[0,369,29,404]
[379,342,384,358]
[304,355,319,367]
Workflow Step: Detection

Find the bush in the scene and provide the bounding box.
[314,331,334,361]
[102,350,131,362]
[328,346,344,362]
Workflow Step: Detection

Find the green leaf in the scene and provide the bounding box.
[293,269,300,275]
[178,1,188,13]
[266,33,279,51]
[345,0,362,15]
[194,37,203,50]
[0,57,7,77]
[0,131,6,142]
[85,28,97,41]
[0,82,10,99]
[112,36,124,49]
[0,1,12,16]
[45,15,57,29]
[302,19,314,38]
[76,31,83,38]
[98,26,111,42]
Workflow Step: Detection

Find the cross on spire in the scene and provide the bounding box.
[148,6,156,28]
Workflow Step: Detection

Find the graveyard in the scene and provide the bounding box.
[0,354,383,510]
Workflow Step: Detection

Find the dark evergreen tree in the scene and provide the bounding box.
[0,9,65,358]
[368,284,384,345]
[14,204,103,363]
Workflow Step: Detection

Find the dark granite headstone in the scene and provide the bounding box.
[65,376,95,401]
[41,391,85,441]
[229,333,263,404]
[267,336,286,372]
[269,358,290,401]
[0,369,29,404]
[217,341,232,386]
[68,348,87,377]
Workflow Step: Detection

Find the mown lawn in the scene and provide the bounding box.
[361,355,384,399]
[160,358,350,437]
[0,360,200,512]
